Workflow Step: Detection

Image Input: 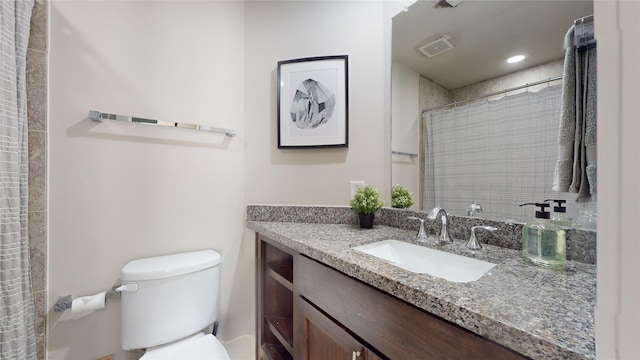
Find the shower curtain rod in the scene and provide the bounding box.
[420,75,563,114]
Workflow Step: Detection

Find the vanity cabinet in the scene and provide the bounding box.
[296,255,528,360]
[257,234,528,360]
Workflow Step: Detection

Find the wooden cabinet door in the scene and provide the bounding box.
[298,297,378,360]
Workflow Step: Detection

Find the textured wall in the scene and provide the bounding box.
[27,0,48,358]
[449,59,564,103]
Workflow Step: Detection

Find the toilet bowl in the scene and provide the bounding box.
[141,333,229,359]
[119,250,230,359]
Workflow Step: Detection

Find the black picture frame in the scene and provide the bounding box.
[277,55,349,148]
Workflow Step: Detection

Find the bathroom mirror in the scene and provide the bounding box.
[391,0,594,223]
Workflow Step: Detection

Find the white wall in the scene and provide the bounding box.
[391,61,420,207]
[48,1,247,359]
[45,0,640,359]
[595,0,640,358]
[242,4,392,354]
[244,1,389,206]
[48,0,394,359]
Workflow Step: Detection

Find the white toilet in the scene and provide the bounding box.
[118,249,230,359]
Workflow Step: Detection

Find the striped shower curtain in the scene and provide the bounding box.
[1,1,37,359]
[423,85,572,224]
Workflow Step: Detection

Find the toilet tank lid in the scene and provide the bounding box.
[121,250,221,281]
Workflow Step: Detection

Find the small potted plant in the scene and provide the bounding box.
[350,185,384,228]
[391,184,415,209]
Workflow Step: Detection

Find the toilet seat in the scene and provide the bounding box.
[140,333,230,360]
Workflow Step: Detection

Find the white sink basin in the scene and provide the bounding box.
[353,239,496,283]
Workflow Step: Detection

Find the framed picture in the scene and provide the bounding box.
[277,55,348,148]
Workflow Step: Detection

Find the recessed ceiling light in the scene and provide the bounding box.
[506,54,526,64]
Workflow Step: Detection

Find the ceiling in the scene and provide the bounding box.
[392,0,593,90]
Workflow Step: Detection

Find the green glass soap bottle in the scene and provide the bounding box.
[519,203,566,269]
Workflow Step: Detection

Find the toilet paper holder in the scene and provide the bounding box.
[54,285,122,312]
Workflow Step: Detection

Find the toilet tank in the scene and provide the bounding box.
[120,250,222,350]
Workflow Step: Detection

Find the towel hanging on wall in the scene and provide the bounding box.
[553,17,597,202]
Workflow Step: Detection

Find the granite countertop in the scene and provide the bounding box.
[246,221,596,360]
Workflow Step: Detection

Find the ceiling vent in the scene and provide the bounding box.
[418,36,455,58]
[435,0,464,7]
[445,0,464,7]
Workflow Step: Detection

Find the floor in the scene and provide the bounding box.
[223,335,255,360]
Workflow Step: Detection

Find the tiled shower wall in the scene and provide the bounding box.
[449,59,564,102]
[27,0,48,358]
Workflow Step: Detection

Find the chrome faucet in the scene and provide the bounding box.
[427,207,454,244]
[466,226,497,250]
[407,216,429,242]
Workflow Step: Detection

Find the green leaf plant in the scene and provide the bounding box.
[391,184,415,209]
[350,185,385,215]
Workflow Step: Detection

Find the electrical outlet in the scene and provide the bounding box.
[350,181,365,200]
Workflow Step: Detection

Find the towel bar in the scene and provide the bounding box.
[392,150,418,158]
[89,110,237,137]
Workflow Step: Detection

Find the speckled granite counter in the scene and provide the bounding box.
[246,218,596,359]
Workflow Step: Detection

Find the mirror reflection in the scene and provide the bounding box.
[391,0,596,226]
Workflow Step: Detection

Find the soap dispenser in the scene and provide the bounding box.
[545,199,573,227]
[519,203,566,269]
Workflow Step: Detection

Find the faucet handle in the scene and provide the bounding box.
[467,202,483,216]
[467,226,497,250]
[407,216,429,239]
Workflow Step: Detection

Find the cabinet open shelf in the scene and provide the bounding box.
[260,343,292,360]
[266,263,293,291]
[265,316,293,353]
[258,236,295,360]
